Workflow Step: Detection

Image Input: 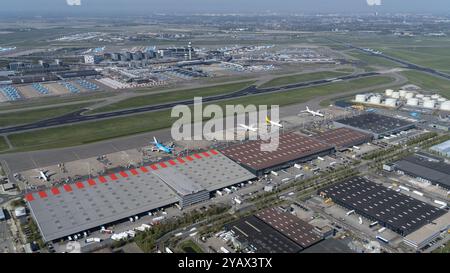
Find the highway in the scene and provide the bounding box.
[0,72,378,134]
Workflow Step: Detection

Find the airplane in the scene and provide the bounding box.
[300,106,324,117]
[265,116,283,128]
[34,170,53,182]
[152,137,173,154]
[238,124,258,132]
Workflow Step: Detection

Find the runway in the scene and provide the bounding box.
[0,72,379,134]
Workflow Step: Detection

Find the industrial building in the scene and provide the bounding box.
[403,212,450,250]
[393,153,450,190]
[430,140,450,157]
[333,113,415,138]
[225,215,303,253]
[26,150,255,242]
[315,127,373,151]
[319,176,446,236]
[255,208,322,249]
[225,207,323,253]
[220,132,335,175]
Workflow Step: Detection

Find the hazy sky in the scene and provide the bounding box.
[2,0,450,15]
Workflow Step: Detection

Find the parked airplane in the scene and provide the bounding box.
[265,116,283,128]
[152,137,173,154]
[238,124,258,132]
[34,170,53,182]
[300,106,324,117]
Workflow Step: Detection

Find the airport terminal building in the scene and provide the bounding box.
[26,150,255,242]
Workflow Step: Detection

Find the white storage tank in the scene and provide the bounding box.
[399,90,407,98]
[431,94,440,99]
[385,89,394,97]
[385,98,397,107]
[391,91,400,98]
[369,95,382,104]
[416,94,425,99]
[440,101,450,111]
[406,98,419,106]
[355,94,367,102]
[423,100,436,109]
[405,92,414,99]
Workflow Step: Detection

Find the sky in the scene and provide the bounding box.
[2,0,450,16]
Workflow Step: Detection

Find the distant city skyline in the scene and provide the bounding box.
[1,0,450,16]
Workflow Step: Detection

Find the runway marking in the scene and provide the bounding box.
[194,154,202,159]
[98,176,107,183]
[51,188,60,195]
[130,169,139,175]
[119,171,128,178]
[168,160,176,166]
[75,182,85,189]
[139,166,148,172]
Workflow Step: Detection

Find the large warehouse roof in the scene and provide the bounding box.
[394,154,450,190]
[225,215,303,253]
[320,176,446,236]
[26,150,255,242]
[256,208,322,248]
[220,132,334,173]
[315,127,373,150]
[334,113,415,137]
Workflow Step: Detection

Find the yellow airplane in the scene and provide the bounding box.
[265,116,283,128]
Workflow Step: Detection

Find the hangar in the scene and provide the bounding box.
[333,113,415,138]
[220,132,334,175]
[26,150,255,242]
[319,176,446,236]
[315,127,373,151]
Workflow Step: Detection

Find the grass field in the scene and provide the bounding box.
[0,92,108,112]
[379,47,450,73]
[0,136,8,152]
[401,70,450,99]
[90,81,255,113]
[0,103,93,128]
[259,71,348,88]
[178,240,204,253]
[5,75,395,152]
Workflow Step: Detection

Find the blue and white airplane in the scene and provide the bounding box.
[152,137,173,154]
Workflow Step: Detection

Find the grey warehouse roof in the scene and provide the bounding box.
[320,176,446,236]
[26,150,255,242]
[334,113,415,136]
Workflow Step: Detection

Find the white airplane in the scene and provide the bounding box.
[238,124,258,132]
[300,106,324,117]
[265,116,283,128]
[34,170,53,182]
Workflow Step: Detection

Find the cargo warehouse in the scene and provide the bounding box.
[220,132,335,176]
[394,154,450,190]
[315,127,373,151]
[319,176,446,236]
[333,113,415,138]
[26,150,255,242]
